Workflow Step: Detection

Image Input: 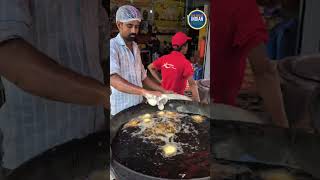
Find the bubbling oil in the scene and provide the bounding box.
[122,111,204,158]
[112,111,209,179]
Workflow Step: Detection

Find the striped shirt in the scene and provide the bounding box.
[0,0,107,169]
[110,34,147,115]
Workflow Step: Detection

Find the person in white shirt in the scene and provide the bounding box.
[110,5,170,116]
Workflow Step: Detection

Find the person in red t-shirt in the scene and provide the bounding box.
[211,0,288,127]
[148,32,200,102]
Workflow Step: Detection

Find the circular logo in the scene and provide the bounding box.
[187,10,207,30]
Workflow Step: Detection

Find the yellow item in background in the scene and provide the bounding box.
[261,170,295,180]
[197,5,209,64]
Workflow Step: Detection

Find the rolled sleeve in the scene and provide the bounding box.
[110,41,121,75]
[152,57,164,70]
[0,0,32,43]
[183,61,194,78]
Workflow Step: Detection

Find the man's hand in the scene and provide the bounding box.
[161,89,174,94]
[142,77,165,93]
[143,90,162,107]
[142,89,162,97]
[144,92,168,110]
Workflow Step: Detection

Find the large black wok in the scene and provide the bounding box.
[111,100,320,180]
[110,100,264,141]
[110,100,265,180]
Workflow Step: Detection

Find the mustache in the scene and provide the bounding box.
[124,34,137,42]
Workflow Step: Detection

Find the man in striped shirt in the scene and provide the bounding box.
[0,0,109,172]
[110,5,169,116]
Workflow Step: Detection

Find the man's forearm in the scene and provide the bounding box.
[0,39,108,107]
[143,77,166,93]
[248,44,288,127]
[254,68,289,127]
[110,74,145,95]
[188,78,200,102]
[148,66,162,83]
[190,85,200,102]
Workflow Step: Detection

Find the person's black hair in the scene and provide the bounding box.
[172,42,188,52]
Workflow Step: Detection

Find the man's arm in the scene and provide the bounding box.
[248,44,289,128]
[187,77,200,102]
[0,39,109,108]
[147,63,162,83]
[111,74,162,97]
[142,76,168,93]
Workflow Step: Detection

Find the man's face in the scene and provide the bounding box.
[117,20,140,42]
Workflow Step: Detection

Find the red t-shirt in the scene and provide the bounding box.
[152,51,194,95]
[210,0,268,105]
